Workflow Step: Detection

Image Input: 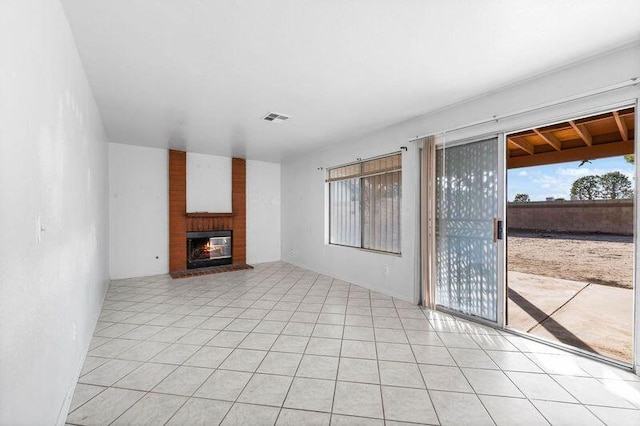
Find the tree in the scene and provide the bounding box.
[570,175,601,200]
[600,171,633,199]
[624,154,634,164]
[513,193,530,203]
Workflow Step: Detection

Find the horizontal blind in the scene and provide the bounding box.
[328,153,401,254]
[327,153,401,182]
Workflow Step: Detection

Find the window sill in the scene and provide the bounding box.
[328,243,402,257]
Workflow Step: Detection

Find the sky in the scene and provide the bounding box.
[507,155,634,201]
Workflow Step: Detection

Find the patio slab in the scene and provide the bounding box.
[508,272,633,362]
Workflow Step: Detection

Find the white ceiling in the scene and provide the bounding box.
[61,0,640,162]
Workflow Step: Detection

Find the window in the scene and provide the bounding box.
[327,153,401,254]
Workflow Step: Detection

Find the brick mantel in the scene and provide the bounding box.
[168,150,248,276]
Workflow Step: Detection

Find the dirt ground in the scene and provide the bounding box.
[507,232,634,289]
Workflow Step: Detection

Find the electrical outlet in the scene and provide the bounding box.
[72,322,77,342]
[289,248,295,256]
[383,265,389,276]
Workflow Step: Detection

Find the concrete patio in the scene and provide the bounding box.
[508,271,634,363]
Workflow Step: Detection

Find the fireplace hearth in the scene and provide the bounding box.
[187,230,232,269]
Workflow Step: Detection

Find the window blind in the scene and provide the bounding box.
[328,153,401,254]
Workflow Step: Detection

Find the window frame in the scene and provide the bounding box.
[327,152,402,255]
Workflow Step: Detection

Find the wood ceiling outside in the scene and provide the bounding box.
[507,107,635,169]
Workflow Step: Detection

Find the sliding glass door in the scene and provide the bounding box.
[435,137,500,322]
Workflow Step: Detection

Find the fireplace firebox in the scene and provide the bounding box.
[187,230,232,269]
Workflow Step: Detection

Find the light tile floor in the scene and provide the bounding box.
[67,262,640,425]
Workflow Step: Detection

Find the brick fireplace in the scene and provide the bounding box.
[168,150,252,278]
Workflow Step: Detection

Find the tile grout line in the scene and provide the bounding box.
[68,262,640,426]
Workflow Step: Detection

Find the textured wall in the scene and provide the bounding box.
[508,200,633,235]
[0,1,109,423]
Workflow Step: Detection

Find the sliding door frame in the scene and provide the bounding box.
[420,96,640,373]
[429,133,506,326]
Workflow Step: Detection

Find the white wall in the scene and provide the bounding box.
[281,43,640,304]
[247,160,281,264]
[0,1,110,424]
[282,144,421,302]
[108,148,281,277]
[187,152,232,213]
[109,143,168,279]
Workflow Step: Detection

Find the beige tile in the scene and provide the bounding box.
[341,340,376,360]
[117,341,169,362]
[296,355,339,380]
[586,405,640,426]
[306,337,342,357]
[487,350,543,373]
[419,364,473,393]
[312,324,344,339]
[381,386,438,424]
[283,377,335,412]
[153,366,213,396]
[373,328,408,344]
[257,351,302,376]
[221,403,280,426]
[207,330,249,348]
[88,338,139,358]
[166,398,232,426]
[176,328,219,345]
[337,358,379,384]
[219,349,267,372]
[238,333,278,351]
[330,414,384,425]
[184,346,233,368]
[463,368,523,397]
[272,335,310,353]
[195,369,252,401]
[67,387,145,425]
[282,322,315,336]
[378,360,424,388]
[111,393,186,426]
[237,373,293,406]
[479,395,549,426]
[376,342,415,362]
[277,408,330,426]
[114,362,176,391]
[79,359,142,386]
[333,381,383,419]
[506,371,576,402]
[149,343,199,364]
[532,400,604,426]
[553,375,636,408]
[68,384,106,413]
[430,390,494,426]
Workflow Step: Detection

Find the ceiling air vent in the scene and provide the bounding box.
[262,112,290,123]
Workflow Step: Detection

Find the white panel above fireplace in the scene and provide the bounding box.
[187,152,232,213]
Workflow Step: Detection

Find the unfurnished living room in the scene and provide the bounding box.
[2,1,640,425]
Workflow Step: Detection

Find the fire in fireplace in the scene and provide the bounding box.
[187,230,232,269]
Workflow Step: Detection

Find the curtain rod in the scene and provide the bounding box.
[409,77,639,142]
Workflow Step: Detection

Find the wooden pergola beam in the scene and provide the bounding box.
[568,121,592,146]
[508,136,535,155]
[612,111,629,141]
[508,139,634,169]
[533,128,561,151]
[508,109,634,139]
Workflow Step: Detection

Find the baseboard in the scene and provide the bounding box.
[54,277,110,426]
[282,258,415,303]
